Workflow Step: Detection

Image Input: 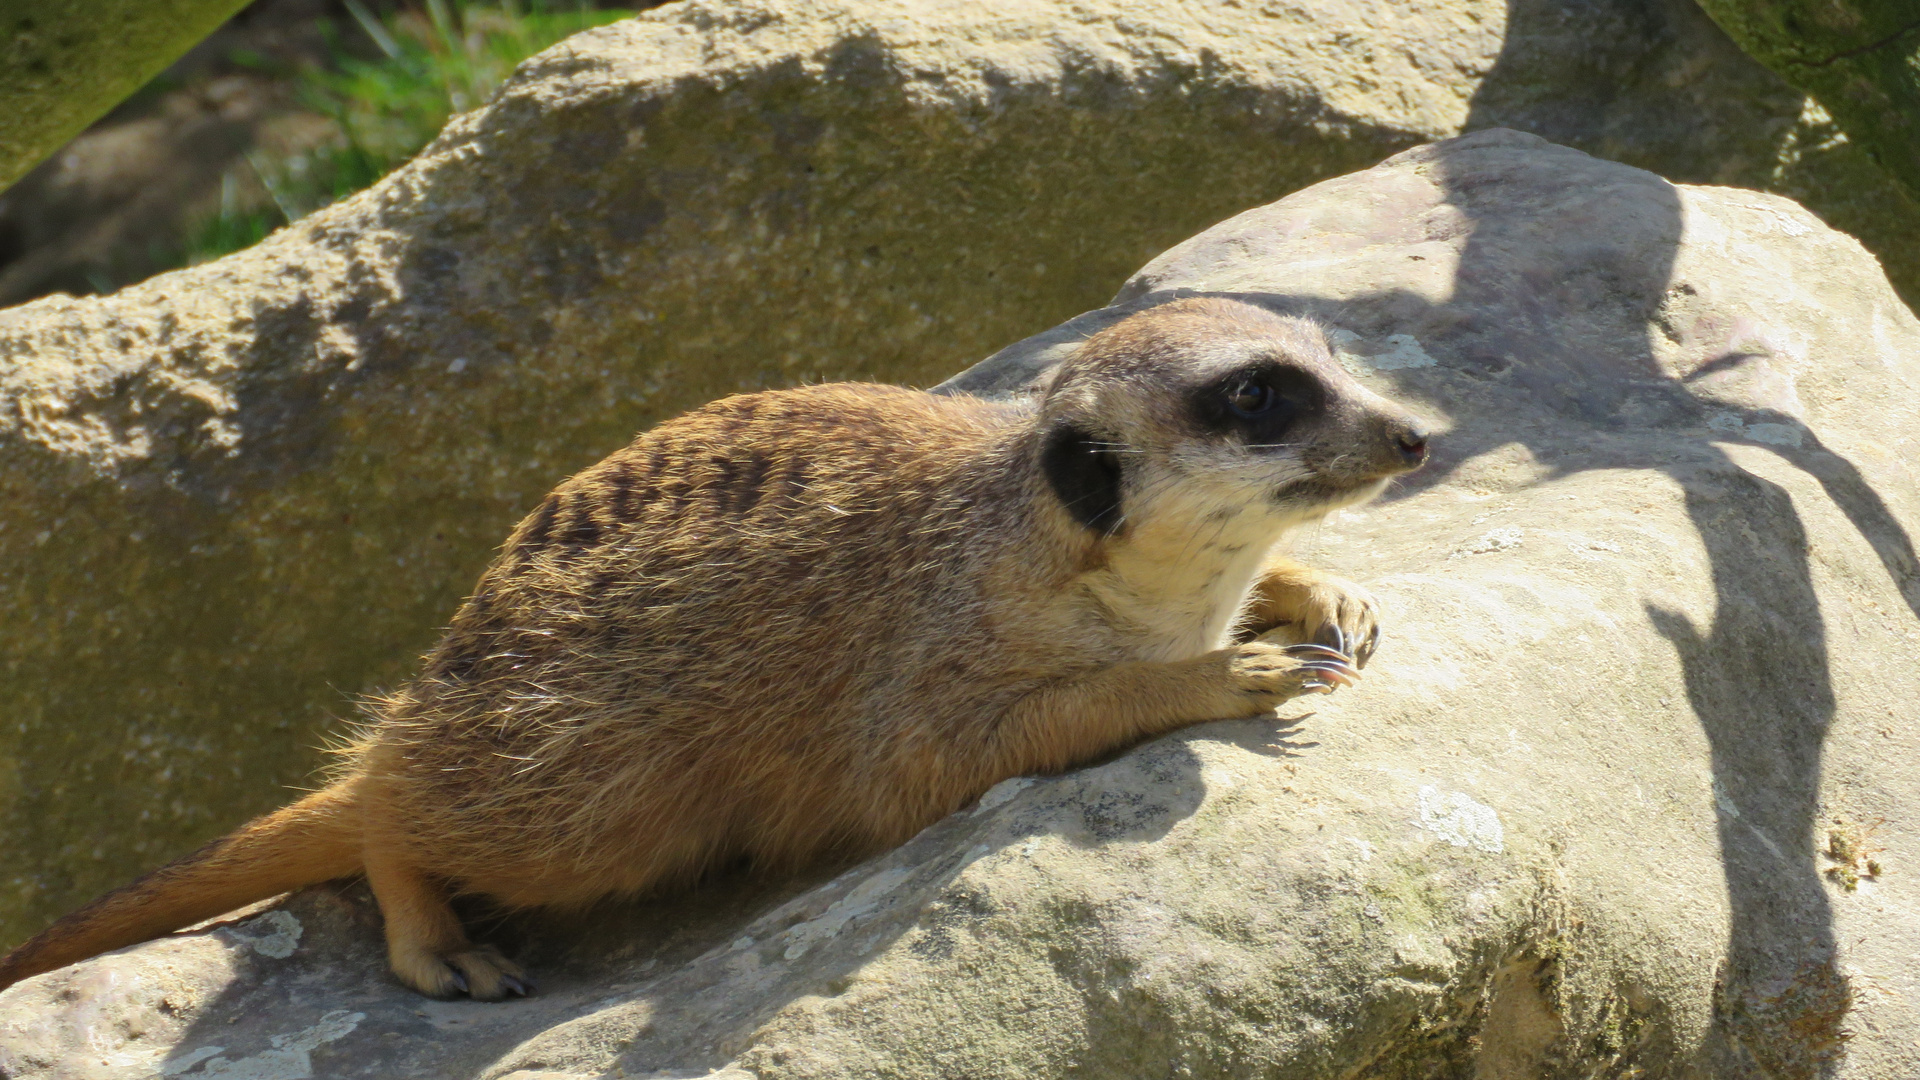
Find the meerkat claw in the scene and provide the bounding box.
[1297,660,1359,686]
[1293,653,1360,676]
[1284,643,1350,662]
[501,974,530,997]
[447,968,470,994]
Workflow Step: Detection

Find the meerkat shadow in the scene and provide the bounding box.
[1414,125,1888,1073]
[1204,711,1318,761]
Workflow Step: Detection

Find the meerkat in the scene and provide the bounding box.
[0,297,1429,1001]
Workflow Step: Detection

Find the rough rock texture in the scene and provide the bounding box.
[3,0,1919,957]
[4,129,1916,1079]
[0,0,252,192]
[1691,0,1920,200]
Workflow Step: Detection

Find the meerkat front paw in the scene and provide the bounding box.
[1244,566,1384,667]
[1225,638,1361,709]
[1292,575,1382,667]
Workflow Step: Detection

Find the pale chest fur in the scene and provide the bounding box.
[1082,493,1295,663]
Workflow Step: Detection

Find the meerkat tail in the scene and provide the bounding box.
[0,780,365,990]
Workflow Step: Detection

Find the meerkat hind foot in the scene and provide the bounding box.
[394,942,532,1001]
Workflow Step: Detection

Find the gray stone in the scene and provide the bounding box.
[4,129,1915,1079]
[6,0,1919,951]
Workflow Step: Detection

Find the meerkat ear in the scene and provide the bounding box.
[1041,422,1125,536]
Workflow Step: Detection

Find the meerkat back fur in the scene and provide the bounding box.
[0,298,1430,1000]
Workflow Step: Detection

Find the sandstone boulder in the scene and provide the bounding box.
[2,0,1916,987]
[3,128,1915,1080]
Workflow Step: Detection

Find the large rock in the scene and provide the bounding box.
[2,0,1917,955]
[0,0,251,193]
[4,129,1916,1079]
[1691,0,1920,200]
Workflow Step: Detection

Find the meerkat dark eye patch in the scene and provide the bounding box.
[1041,422,1125,536]
[1194,364,1325,444]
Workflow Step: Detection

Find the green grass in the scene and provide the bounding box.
[184,0,631,265]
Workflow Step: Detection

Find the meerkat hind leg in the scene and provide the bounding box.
[364,848,530,1000]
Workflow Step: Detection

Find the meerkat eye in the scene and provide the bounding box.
[1193,364,1323,437]
[1224,378,1275,418]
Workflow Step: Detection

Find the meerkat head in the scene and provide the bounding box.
[1037,297,1430,539]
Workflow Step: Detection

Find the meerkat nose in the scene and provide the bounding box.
[1391,420,1430,467]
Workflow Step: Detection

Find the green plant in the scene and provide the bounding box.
[182,169,282,266]
[187,0,630,264]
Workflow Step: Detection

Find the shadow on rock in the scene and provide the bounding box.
[1419,125,1904,1078]
[950,127,1918,1077]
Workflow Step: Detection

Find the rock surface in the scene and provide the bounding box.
[0,0,251,192]
[4,128,1916,1079]
[1691,0,1920,200]
[2,0,1917,969]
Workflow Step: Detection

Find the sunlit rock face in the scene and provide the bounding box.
[2,127,1914,1080]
